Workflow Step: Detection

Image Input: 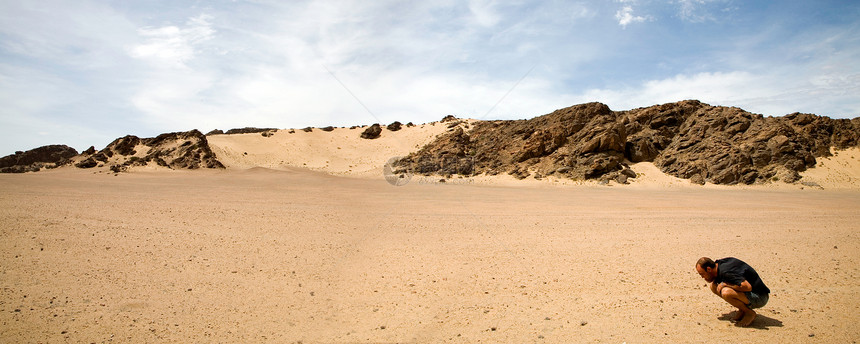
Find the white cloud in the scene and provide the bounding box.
[129,14,215,68]
[573,69,860,117]
[469,0,501,27]
[615,6,647,28]
[2,0,858,156]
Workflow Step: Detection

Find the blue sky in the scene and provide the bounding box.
[1,0,859,155]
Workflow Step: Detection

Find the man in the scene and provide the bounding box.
[695,257,770,327]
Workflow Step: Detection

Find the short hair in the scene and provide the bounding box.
[697,257,715,269]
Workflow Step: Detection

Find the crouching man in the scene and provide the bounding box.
[695,257,770,327]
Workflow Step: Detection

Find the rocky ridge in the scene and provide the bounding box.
[73,130,224,172]
[396,100,860,185]
[0,145,78,173]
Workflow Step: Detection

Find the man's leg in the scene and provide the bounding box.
[719,288,755,326]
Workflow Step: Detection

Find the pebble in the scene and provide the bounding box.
[580,320,588,326]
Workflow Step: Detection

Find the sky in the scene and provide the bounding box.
[1,0,859,155]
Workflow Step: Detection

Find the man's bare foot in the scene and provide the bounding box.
[732,310,745,322]
[737,310,756,327]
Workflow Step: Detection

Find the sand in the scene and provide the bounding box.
[2,127,860,343]
[1,165,859,343]
[206,121,471,177]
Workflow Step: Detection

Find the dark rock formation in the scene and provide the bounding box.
[206,129,224,135]
[397,101,860,184]
[636,102,859,185]
[441,115,457,122]
[387,121,402,131]
[321,126,335,132]
[224,127,278,135]
[0,145,78,173]
[398,102,629,180]
[361,124,382,139]
[74,130,224,172]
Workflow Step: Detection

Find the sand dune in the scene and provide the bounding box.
[798,147,860,189]
[207,122,470,177]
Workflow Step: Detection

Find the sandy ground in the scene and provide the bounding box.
[1,166,859,343]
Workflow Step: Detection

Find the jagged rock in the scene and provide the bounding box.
[650,104,825,185]
[0,145,78,173]
[206,129,224,135]
[70,129,224,172]
[397,100,859,184]
[301,127,313,132]
[406,122,415,127]
[321,126,335,132]
[82,146,96,155]
[441,115,457,122]
[107,135,140,156]
[360,124,382,139]
[387,121,402,131]
[398,102,629,180]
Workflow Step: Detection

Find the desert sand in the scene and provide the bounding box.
[2,126,860,343]
[206,122,472,177]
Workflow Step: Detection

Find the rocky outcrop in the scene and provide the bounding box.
[397,101,860,185]
[360,124,382,139]
[0,145,78,173]
[74,130,224,172]
[397,102,635,181]
[634,102,860,185]
[387,121,402,131]
[223,127,278,135]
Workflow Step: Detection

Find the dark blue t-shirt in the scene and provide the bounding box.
[715,257,770,294]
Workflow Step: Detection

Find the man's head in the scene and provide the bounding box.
[695,257,718,282]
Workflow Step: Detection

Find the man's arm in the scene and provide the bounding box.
[709,281,720,296]
[717,280,752,293]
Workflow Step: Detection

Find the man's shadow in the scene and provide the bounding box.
[718,311,784,329]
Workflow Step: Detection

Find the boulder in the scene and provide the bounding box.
[360,124,383,139]
[387,121,402,131]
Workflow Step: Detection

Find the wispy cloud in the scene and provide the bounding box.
[129,14,215,68]
[615,5,648,28]
[0,0,858,155]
